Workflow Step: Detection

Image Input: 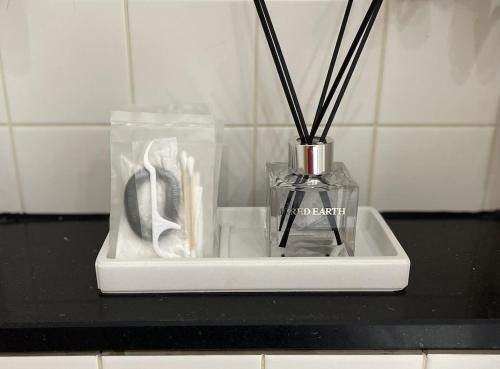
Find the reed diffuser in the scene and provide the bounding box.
[255,0,384,257]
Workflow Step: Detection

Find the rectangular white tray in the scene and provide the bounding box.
[96,207,410,293]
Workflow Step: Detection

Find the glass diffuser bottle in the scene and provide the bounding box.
[267,137,358,257]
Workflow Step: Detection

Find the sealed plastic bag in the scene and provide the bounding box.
[109,104,222,259]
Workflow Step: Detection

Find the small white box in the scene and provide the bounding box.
[96,207,410,293]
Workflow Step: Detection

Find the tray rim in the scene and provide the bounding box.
[96,206,410,264]
[96,206,410,293]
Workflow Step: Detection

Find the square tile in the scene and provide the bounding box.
[255,0,385,126]
[427,353,500,369]
[102,355,261,369]
[485,127,500,210]
[379,0,500,125]
[0,61,7,123]
[0,126,22,212]
[0,0,129,123]
[371,127,494,211]
[128,0,256,125]
[265,354,423,369]
[255,126,374,205]
[332,126,374,205]
[219,127,255,207]
[14,126,110,213]
[0,356,98,369]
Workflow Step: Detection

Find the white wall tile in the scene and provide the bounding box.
[0,92,5,123]
[255,126,373,205]
[14,126,110,213]
[0,0,498,215]
[128,0,255,125]
[265,354,423,369]
[102,355,261,369]
[0,356,98,369]
[255,0,385,126]
[427,353,500,369]
[371,127,494,211]
[332,126,374,205]
[0,0,129,123]
[0,126,21,212]
[219,127,255,207]
[379,0,500,125]
[485,127,500,210]
[0,59,7,123]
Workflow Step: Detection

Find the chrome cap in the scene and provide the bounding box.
[289,137,334,175]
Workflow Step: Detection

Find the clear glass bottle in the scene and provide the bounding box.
[266,138,358,257]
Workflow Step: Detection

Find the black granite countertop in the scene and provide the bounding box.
[0,211,499,352]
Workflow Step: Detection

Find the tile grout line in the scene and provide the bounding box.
[123,0,136,104]
[10,122,109,127]
[0,48,26,212]
[5,122,496,128]
[251,8,260,207]
[481,115,499,209]
[230,122,496,128]
[421,350,428,369]
[366,0,390,206]
[97,355,104,369]
[369,122,496,127]
[223,123,498,128]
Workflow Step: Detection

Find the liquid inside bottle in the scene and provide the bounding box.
[266,139,359,257]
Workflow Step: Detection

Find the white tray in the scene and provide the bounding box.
[96,207,410,293]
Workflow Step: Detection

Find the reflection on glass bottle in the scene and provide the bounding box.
[267,138,358,257]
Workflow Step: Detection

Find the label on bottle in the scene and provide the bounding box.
[280,207,346,216]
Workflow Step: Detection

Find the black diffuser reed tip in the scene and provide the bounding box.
[254,0,309,143]
[320,0,383,141]
[310,0,381,141]
[310,0,353,144]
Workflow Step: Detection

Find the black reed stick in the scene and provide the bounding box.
[279,0,383,250]
[281,1,355,246]
[256,0,310,247]
[279,176,343,247]
[279,175,305,231]
[279,188,305,248]
[256,0,383,251]
[318,180,343,245]
[259,0,309,140]
[320,0,383,140]
[308,0,377,141]
[310,0,353,144]
[278,174,341,237]
[254,0,309,143]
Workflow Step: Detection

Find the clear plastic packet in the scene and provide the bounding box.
[109,104,223,259]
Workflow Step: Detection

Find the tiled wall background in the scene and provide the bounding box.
[0,0,499,214]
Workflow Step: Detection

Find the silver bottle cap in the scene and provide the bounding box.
[289,137,334,175]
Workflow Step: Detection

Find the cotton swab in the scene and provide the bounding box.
[180,151,191,256]
[192,172,203,258]
[187,156,195,255]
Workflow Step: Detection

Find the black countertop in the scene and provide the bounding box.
[0,212,499,352]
